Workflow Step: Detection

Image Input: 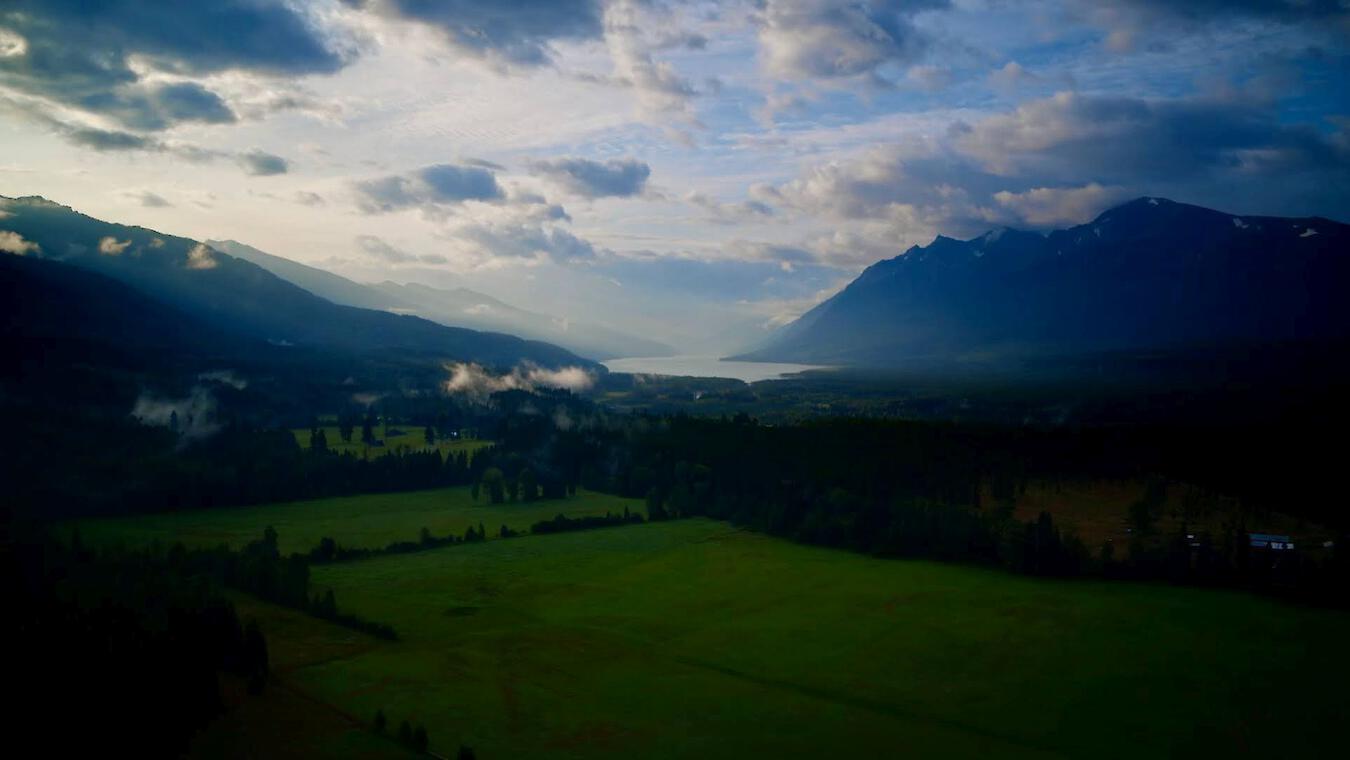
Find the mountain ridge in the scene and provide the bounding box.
[0,195,594,370]
[734,197,1350,366]
[207,238,675,361]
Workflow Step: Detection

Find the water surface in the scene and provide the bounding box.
[602,355,829,383]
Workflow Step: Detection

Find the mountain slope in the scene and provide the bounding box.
[0,196,592,369]
[207,238,406,312]
[207,238,673,360]
[736,198,1350,366]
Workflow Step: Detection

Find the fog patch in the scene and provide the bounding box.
[198,369,246,389]
[132,386,220,443]
[443,362,596,402]
[99,236,131,255]
[552,406,575,431]
[0,230,39,255]
[186,242,217,269]
[352,392,384,407]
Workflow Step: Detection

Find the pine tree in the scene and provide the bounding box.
[425,424,437,447]
[373,709,387,734]
[413,725,428,752]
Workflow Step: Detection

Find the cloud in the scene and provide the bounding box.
[757,0,950,82]
[185,242,218,270]
[953,91,1350,183]
[294,191,327,206]
[131,385,222,443]
[603,0,699,122]
[529,156,651,198]
[454,219,598,263]
[761,90,1350,261]
[443,361,596,401]
[0,0,348,131]
[0,230,39,255]
[99,236,132,256]
[354,234,447,265]
[128,190,172,208]
[1071,0,1350,52]
[988,61,1038,93]
[65,127,158,152]
[992,184,1130,227]
[686,192,776,224]
[348,0,604,67]
[355,163,505,213]
[238,150,289,176]
[76,82,237,132]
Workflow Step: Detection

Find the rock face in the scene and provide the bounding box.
[735,198,1350,366]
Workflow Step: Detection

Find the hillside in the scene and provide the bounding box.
[736,198,1350,366]
[208,238,674,360]
[0,196,592,370]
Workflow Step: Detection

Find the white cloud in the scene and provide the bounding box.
[99,236,132,255]
[0,229,39,255]
[186,242,218,269]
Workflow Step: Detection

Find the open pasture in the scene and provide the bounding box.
[73,487,643,556]
[265,519,1350,758]
[291,426,491,458]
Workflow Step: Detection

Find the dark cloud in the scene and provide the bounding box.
[766,90,1350,258]
[457,221,598,262]
[294,191,327,207]
[354,163,505,212]
[238,150,289,176]
[75,82,237,131]
[954,92,1350,185]
[66,127,158,152]
[345,0,604,66]
[1072,0,1349,51]
[758,0,951,81]
[529,157,651,198]
[129,191,173,208]
[0,0,347,131]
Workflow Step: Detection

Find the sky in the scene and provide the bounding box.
[2,1,1348,353]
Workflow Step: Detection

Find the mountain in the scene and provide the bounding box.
[0,196,592,370]
[207,239,404,312]
[207,239,675,361]
[735,198,1350,367]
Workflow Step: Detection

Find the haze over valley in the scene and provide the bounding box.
[3,1,1348,758]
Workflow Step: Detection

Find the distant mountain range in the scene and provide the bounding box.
[207,239,674,361]
[0,196,591,370]
[735,198,1350,367]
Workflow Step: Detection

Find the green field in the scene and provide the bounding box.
[73,487,643,556]
[292,426,492,458]
[249,519,1350,759]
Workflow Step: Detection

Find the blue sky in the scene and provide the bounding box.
[1,1,1347,352]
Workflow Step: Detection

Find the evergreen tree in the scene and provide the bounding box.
[481,468,506,504]
[169,410,180,435]
[458,746,477,760]
[398,720,412,746]
[425,424,437,447]
[361,412,376,445]
[339,413,354,443]
[519,467,539,502]
[413,725,428,752]
[373,709,387,734]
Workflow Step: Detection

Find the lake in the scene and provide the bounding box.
[602,355,830,382]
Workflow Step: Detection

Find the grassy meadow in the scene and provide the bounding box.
[291,425,491,458]
[73,487,643,556]
[240,519,1350,758]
